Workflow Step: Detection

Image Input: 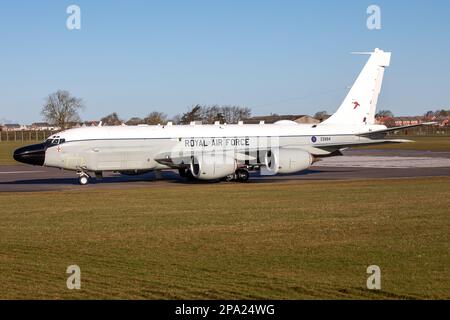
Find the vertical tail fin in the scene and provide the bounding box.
[322,48,391,125]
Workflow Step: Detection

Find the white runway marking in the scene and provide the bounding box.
[314,156,450,168]
[0,171,45,174]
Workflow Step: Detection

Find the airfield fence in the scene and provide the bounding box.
[0,130,58,142]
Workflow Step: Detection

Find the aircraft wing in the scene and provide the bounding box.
[287,139,413,156]
[154,150,260,169]
[155,137,415,166]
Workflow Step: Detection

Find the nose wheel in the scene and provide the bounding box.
[77,171,91,185]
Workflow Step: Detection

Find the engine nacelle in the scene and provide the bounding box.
[190,154,237,180]
[264,149,313,174]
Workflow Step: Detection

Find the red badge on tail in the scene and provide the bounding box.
[352,101,360,109]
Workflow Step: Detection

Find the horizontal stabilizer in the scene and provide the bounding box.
[286,139,413,156]
[358,122,436,137]
[317,139,414,150]
[381,139,414,143]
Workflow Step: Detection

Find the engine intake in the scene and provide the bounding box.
[264,149,312,174]
[190,153,237,180]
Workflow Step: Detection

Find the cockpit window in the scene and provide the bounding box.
[45,138,65,146]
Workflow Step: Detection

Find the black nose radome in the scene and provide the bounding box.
[13,143,46,166]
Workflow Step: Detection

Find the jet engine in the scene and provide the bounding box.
[190,153,237,180]
[264,149,313,174]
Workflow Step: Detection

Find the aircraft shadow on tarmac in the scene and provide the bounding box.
[0,174,166,186]
[0,169,353,186]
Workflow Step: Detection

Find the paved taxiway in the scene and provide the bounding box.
[1,149,449,192]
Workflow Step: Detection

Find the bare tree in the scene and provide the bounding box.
[180,105,202,124]
[180,105,251,124]
[375,110,394,118]
[423,109,450,119]
[201,105,220,124]
[434,109,449,117]
[313,111,329,119]
[101,112,122,126]
[41,90,84,129]
[170,114,182,124]
[220,105,251,123]
[234,106,251,122]
[424,110,435,118]
[214,112,226,123]
[144,112,167,125]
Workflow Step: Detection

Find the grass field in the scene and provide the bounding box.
[0,141,31,165]
[0,178,448,299]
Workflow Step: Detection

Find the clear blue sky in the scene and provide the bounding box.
[0,0,449,124]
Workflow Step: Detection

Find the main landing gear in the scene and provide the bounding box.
[179,167,250,182]
[224,168,250,183]
[179,168,195,181]
[235,168,250,182]
[77,171,91,185]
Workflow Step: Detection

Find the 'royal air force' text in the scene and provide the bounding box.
[184,138,250,148]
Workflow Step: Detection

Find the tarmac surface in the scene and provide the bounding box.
[1,149,450,192]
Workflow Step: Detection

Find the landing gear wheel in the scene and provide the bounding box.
[180,168,195,181]
[236,169,249,182]
[224,174,235,182]
[78,175,89,185]
[178,168,188,178]
[186,169,195,180]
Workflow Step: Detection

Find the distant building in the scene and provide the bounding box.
[432,116,449,127]
[421,115,450,127]
[125,118,144,126]
[392,117,423,126]
[1,124,22,131]
[296,115,324,124]
[65,122,82,129]
[316,115,331,122]
[83,120,100,127]
[31,122,60,131]
[375,116,396,127]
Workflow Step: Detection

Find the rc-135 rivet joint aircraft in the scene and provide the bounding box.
[14,48,434,185]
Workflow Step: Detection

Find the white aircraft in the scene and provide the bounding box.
[14,48,432,185]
